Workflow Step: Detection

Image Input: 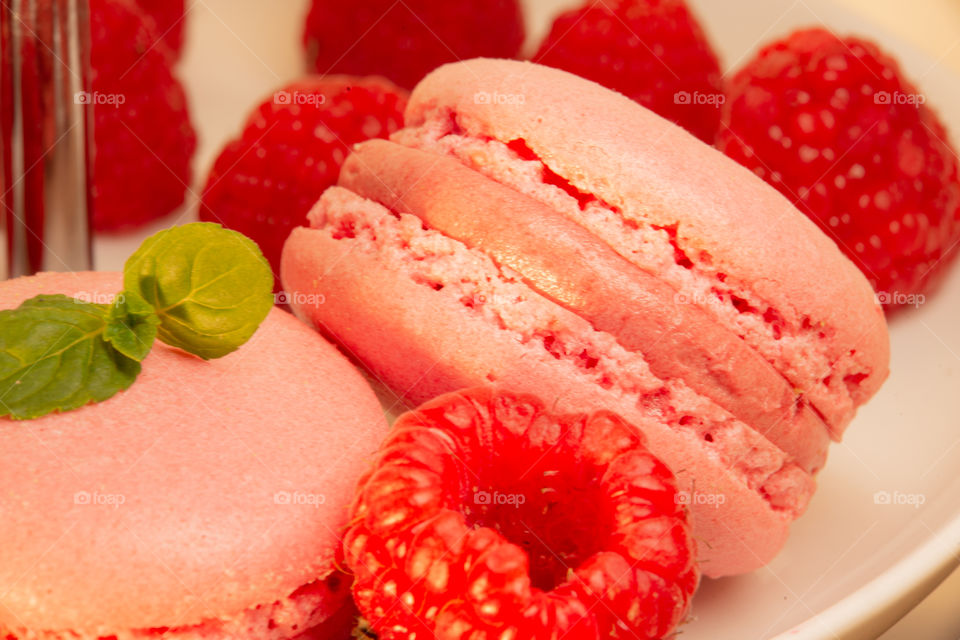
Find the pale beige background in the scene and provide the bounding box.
[834,0,960,74]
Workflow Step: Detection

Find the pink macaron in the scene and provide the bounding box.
[280,59,890,577]
[0,272,388,639]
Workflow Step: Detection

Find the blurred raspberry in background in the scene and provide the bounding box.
[302,0,525,90]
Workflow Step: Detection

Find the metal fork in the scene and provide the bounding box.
[1,0,92,280]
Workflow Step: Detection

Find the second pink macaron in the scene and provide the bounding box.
[281,58,890,577]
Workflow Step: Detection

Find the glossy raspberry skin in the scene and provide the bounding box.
[302,0,525,90]
[344,388,699,640]
[133,0,187,56]
[534,0,724,143]
[718,28,960,311]
[198,76,407,285]
[90,0,196,232]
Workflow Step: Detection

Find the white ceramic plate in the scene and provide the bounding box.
[94,1,960,638]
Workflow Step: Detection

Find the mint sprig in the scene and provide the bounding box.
[0,295,142,419]
[0,223,274,420]
[104,291,160,362]
[124,223,274,360]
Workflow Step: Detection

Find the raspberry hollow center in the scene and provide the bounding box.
[463,456,613,592]
[345,388,700,639]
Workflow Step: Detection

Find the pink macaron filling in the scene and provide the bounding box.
[338,138,832,474]
[306,186,816,519]
[394,114,872,438]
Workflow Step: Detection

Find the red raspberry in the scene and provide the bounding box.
[718,28,960,311]
[533,0,723,143]
[302,0,525,90]
[344,388,699,640]
[199,76,407,286]
[132,0,187,56]
[90,0,196,231]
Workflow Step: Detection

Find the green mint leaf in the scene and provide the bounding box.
[0,294,141,420]
[104,290,159,362]
[123,222,274,360]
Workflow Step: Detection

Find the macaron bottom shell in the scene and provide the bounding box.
[0,572,352,640]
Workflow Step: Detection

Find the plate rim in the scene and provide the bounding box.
[774,510,960,639]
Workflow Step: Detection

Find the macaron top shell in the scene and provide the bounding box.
[0,272,388,633]
[403,58,890,434]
